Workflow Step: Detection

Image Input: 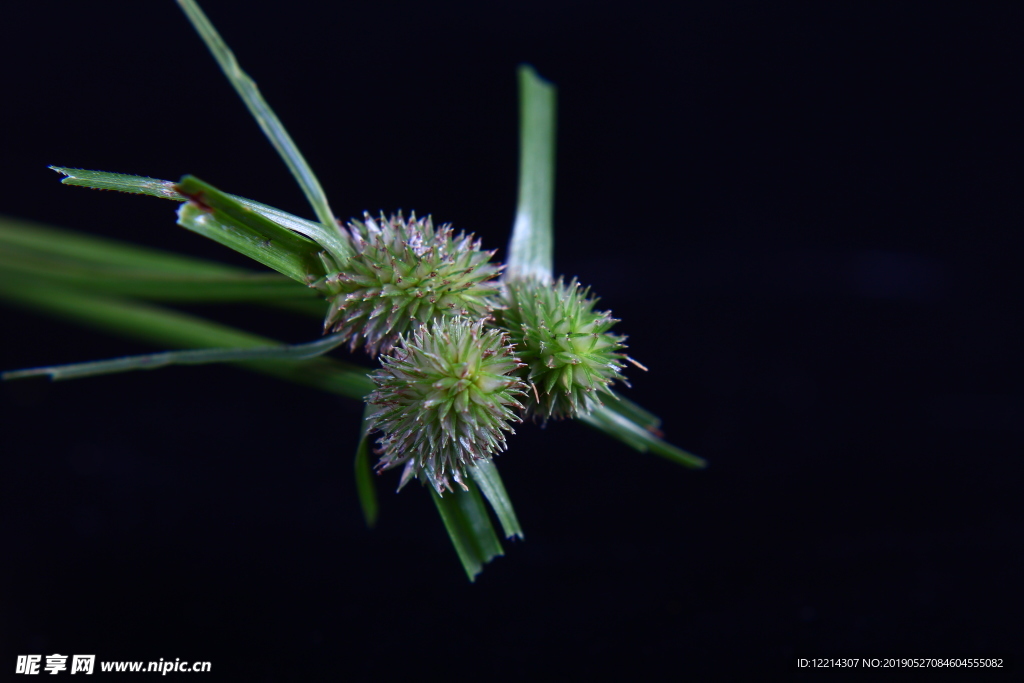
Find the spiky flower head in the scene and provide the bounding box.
[313,212,502,356]
[367,317,527,494]
[497,277,629,420]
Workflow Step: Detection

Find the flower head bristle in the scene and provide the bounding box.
[313,212,502,356]
[367,317,527,494]
[497,277,629,420]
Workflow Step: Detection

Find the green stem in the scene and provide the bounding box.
[175,0,348,255]
[506,66,557,283]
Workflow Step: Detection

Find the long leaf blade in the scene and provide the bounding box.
[0,214,325,318]
[430,482,504,581]
[176,176,320,254]
[506,66,557,283]
[0,212,229,274]
[0,277,373,399]
[605,389,663,433]
[0,246,316,302]
[51,167,352,260]
[580,404,707,469]
[353,402,379,528]
[175,0,347,255]
[468,459,523,540]
[176,203,311,283]
[176,175,328,284]
[3,331,349,382]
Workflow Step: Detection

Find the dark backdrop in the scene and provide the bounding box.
[2,1,1020,679]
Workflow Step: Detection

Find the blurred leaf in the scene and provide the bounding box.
[354,402,379,528]
[605,390,663,433]
[1,212,219,273]
[4,331,349,382]
[0,247,314,303]
[0,275,373,399]
[0,214,323,317]
[581,404,707,469]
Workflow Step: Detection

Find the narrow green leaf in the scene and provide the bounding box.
[604,389,663,433]
[175,0,349,257]
[240,196,352,264]
[50,168,352,260]
[580,404,707,469]
[50,167,186,200]
[0,246,316,302]
[0,214,324,318]
[353,402,379,528]
[0,276,373,400]
[176,188,323,285]
[468,458,523,540]
[176,202,306,283]
[506,66,557,283]
[3,331,349,382]
[0,213,229,274]
[430,481,504,581]
[177,175,320,255]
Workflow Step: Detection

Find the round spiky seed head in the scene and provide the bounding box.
[497,277,628,420]
[313,212,502,356]
[367,317,527,495]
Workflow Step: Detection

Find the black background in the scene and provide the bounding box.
[2,1,1021,679]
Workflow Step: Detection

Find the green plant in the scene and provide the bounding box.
[0,0,705,580]
[367,316,526,495]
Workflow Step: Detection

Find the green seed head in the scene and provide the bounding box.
[367,317,527,494]
[314,212,502,356]
[497,277,628,420]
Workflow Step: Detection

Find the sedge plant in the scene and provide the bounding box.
[0,0,705,580]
